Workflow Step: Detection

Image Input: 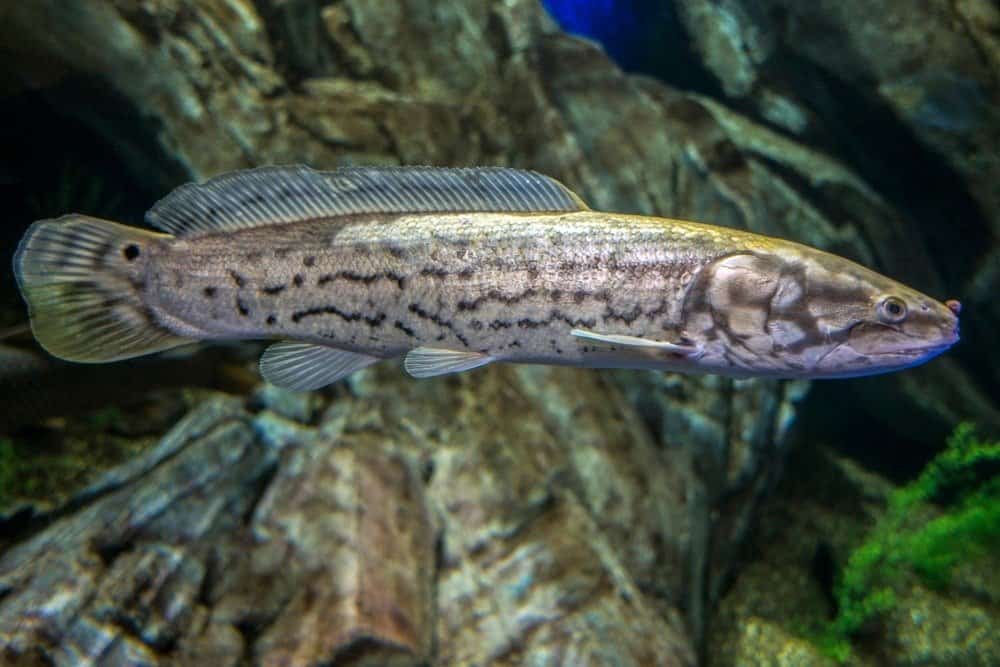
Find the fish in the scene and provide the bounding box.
[12,165,961,391]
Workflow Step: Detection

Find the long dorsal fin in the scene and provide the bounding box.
[146,165,589,237]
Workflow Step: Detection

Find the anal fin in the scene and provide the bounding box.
[259,341,380,391]
[403,347,494,378]
[570,328,701,356]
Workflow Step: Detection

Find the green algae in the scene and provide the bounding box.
[817,423,1000,662]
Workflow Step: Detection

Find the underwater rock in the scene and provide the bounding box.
[718,619,839,667]
[249,384,320,424]
[0,369,700,665]
[885,583,1000,667]
[676,0,1000,232]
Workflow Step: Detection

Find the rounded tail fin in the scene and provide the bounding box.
[13,214,192,362]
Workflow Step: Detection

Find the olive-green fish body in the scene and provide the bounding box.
[13,166,960,390]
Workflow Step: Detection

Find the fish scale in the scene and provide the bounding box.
[155,212,719,357]
[13,165,960,391]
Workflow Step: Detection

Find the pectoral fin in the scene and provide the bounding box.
[404,347,494,378]
[570,328,701,356]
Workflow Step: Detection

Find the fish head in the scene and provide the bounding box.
[809,264,961,377]
[689,247,960,378]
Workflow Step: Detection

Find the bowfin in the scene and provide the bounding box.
[13,215,192,362]
[403,347,494,379]
[259,341,380,391]
[570,329,701,356]
[146,165,589,236]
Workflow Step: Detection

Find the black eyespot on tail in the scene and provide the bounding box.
[123,244,140,261]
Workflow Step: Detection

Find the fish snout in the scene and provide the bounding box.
[940,298,961,346]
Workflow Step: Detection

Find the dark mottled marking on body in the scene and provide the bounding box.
[173,271,184,288]
[266,315,277,326]
[517,310,597,330]
[420,267,449,280]
[387,245,406,259]
[229,270,246,288]
[645,299,670,321]
[303,255,316,267]
[408,303,470,347]
[458,288,539,312]
[203,286,217,298]
[247,251,263,263]
[604,305,644,326]
[291,305,386,328]
[261,284,286,295]
[318,270,407,289]
[293,274,304,287]
[274,247,291,259]
[395,320,416,337]
[236,298,250,317]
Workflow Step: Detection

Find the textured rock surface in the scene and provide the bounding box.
[0,371,699,665]
[717,619,838,667]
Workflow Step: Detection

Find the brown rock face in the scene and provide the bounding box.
[0,371,702,666]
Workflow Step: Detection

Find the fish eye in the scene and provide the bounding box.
[878,296,907,323]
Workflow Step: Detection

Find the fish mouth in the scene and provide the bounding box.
[871,337,958,359]
[852,318,960,359]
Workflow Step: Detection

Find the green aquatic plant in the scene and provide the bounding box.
[817,423,1000,662]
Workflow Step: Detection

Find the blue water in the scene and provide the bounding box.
[541,0,714,92]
